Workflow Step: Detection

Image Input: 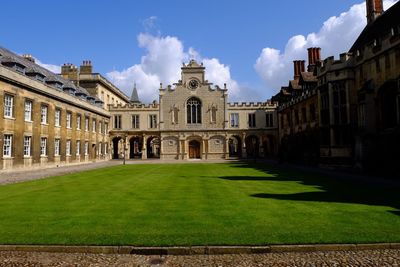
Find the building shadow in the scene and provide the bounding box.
[219,162,400,215]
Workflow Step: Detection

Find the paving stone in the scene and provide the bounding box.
[1,249,399,266]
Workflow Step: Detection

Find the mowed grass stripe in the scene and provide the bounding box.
[0,163,399,245]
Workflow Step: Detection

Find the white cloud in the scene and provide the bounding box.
[254,0,398,97]
[107,32,246,103]
[35,58,61,74]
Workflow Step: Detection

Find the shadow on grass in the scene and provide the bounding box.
[220,162,400,215]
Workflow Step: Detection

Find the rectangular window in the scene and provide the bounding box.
[301,107,307,123]
[4,94,14,118]
[248,113,256,128]
[55,109,61,127]
[310,104,316,121]
[265,113,274,127]
[66,112,72,128]
[132,115,140,128]
[104,123,108,134]
[230,113,239,128]
[66,140,71,156]
[54,139,60,156]
[3,135,12,157]
[40,137,47,156]
[76,115,81,130]
[85,117,89,131]
[114,115,121,129]
[105,143,108,154]
[40,105,48,124]
[149,115,157,129]
[76,140,80,155]
[24,100,32,121]
[84,141,89,155]
[23,136,31,156]
[294,110,299,125]
[92,119,96,132]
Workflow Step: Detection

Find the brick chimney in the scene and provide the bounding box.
[307,47,321,72]
[22,54,35,63]
[366,0,383,24]
[80,60,93,74]
[293,60,305,80]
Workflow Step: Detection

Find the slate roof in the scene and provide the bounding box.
[0,46,102,107]
[350,1,400,52]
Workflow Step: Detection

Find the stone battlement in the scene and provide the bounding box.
[228,101,277,108]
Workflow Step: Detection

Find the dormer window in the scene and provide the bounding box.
[15,63,26,74]
[36,74,45,82]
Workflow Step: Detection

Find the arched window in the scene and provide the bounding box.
[187,97,202,124]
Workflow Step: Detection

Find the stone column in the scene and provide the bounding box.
[241,132,247,158]
[202,139,207,159]
[185,140,189,160]
[225,137,229,159]
[142,135,147,159]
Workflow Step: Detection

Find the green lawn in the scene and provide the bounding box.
[0,163,399,246]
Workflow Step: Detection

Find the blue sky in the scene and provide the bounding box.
[1,0,398,102]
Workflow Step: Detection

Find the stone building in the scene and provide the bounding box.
[273,48,320,164]
[60,61,129,109]
[350,0,400,173]
[0,47,111,170]
[109,60,278,160]
[274,0,400,174]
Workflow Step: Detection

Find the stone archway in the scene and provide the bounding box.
[229,135,242,157]
[129,136,143,159]
[189,140,201,159]
[147,136,160,158]
[245,135,259,158]
[112,137,122,159]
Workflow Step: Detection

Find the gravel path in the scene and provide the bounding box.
[0,161,119,185]
[0,249,399,266]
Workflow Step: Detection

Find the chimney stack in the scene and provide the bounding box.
[61,63,78,80]
[307,47,321,72]
[293,60,305,80]
[80,60,93,74]
[366,0,383,24]
[22,54,35,63]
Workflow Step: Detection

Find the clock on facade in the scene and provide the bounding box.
[188,79,199,89]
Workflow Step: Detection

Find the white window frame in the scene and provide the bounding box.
[85,117,89,131]
[76,140,80,155]
[40,137,47,156]
[92,119,96,132]
[3,134,12,157]
[77,115,81,130]
[248,113,256,128]
[4,94,14,118]
[149,114,157,129]
[23,136,31,156]
[230,113,239,128]
[55,109,61,127]
[66,112,72,128]
[41,105,48,124]
[66,140,71,156]
[24,100,32,122]
[132,115,140,129]
[54,139,60,156]
[84,141,89,155]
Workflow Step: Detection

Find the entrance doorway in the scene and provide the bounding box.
[189,140,201,159]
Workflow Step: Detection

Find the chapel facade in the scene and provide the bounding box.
[109,60,278,160]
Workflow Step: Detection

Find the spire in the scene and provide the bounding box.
[130,82,140,103]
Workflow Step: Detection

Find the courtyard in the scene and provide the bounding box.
[0,162,399,246]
